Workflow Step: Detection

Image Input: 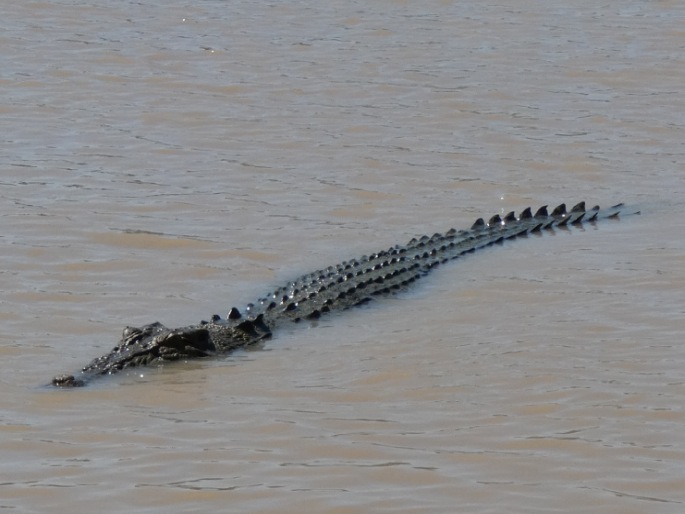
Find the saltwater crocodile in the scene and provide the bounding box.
[52,201,635,387]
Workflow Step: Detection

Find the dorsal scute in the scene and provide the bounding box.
[488,214,502,226]
[551,203,567,217]
[471,218,485,230]
[534,205,549,218]
[571,201,586,213]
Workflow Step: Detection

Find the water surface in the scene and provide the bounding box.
[2,1,685,512]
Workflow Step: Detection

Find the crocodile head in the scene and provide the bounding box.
[52,315,270,387]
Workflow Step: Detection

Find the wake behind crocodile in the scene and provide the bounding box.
[52,202,638,387]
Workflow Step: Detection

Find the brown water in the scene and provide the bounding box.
[2,1,685,512]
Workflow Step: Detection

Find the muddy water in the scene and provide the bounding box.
[2,1,685,512]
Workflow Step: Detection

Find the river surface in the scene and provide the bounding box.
[2,1,685,512]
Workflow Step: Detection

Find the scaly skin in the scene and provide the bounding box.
[52,201,636,387]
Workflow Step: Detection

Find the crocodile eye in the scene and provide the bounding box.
[122,326,141,339]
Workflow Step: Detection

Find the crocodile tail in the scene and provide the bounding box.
[254,202,636,324]
[424,202,634,262]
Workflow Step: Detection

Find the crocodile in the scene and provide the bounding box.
[51,201,636,387]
